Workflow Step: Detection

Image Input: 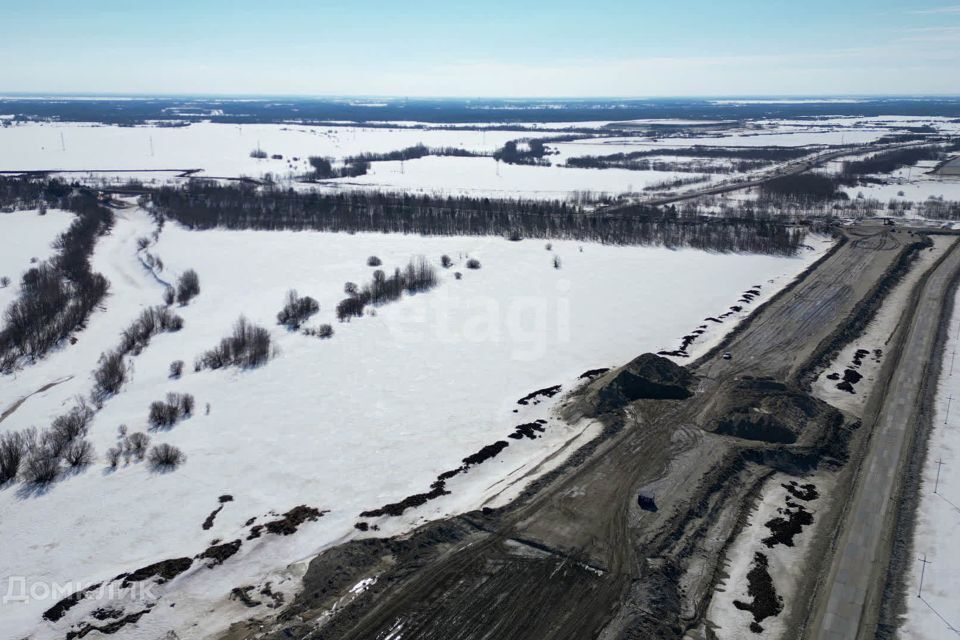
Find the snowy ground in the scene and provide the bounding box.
[0,121,553,179]
[707,471,837,639]
[0,207,829,639]
[316,154,717,201]
[900,285,960,639]
[0,208,75,312]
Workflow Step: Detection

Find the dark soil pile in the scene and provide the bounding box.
[594,353,695,413]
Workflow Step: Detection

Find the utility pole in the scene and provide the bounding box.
[934,458,946,494]
[60,132,65,151]
[946,395,953,425]
[918,553,932,598]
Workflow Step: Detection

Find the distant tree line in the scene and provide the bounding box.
[840,145,947,182]
[147,181,807,255]
[308,145,486,180]
[567,146,811,166]
[493,136,581,165]
[759,173,848,202]
[0,178,114,372]
[567,156,769,174]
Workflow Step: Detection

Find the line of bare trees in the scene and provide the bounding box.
[149,182,807,255]
[0,178,114,372]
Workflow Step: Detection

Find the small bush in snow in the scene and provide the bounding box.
[21,448,61,485]
[0,430,30,484]
[50,401,94,446]
[303,323,334,339]
[169,360,184,379]
[466,258,481,270]
[63,439,94,469]
[196,316,272,370]
[163,286,175,306]
[92,351,127,402]
[454,272,462,280]
[148,444,185,471]
[0,276,10,288]
[277,290,320,329]
[440,255,453,268]
[336,296,366,322]
[148,393,195,429]
[344,282,359,296]
[176,269,201,305]
[553,255,562,269]
[367,255,382,267]
[545,243,552,251]
[117,306,183,355]
[127,432,151,461]
[249,148,267,159]
[106,446,122,469]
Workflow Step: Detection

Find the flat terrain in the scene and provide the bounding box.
[254,224,921,640]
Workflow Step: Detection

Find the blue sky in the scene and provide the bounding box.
[2,0,959,96]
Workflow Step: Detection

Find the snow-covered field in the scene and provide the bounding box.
[900,285,960,639]
[317,154,715,200]
[0,208,75,312]
[0,121,552,179]
[0,205,830,639]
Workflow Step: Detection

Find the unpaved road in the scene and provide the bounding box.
[809,236,960,639]
[246,224,944,640]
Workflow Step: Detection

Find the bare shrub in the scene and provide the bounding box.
[92,351,127,402]
[63,439,94,468]
[127,432,150,460]
[176,269,201,305]
[441,255,453,268]
[196,316,271,369]
[277,290,319,329]
[148,393,195,429]
[545,243,552,251]
[22,448,60,485]
[336,296,366,322]
[0,430,30,484]
[163,286,175,306]
[149,443,185,470]
[169,360,184,379]
[507,230,522,241]
[367,256,382,267]
[118,306,183,355]
[553,255,562,269]
[249,148,267,159]
[454,272,463,280]
[106,446,122,469]
[0,276,10,288]
[466,258,481,269]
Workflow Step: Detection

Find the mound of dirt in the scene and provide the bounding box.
[593,353,695,413]
[706,379,834,445]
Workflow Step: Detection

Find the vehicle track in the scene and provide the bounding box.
[258,224,916,640]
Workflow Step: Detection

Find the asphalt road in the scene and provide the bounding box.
[809,237,960,640]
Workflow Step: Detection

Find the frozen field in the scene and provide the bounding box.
[318,154,716,200]
[0,206,829,639]
[0,121,552,179]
